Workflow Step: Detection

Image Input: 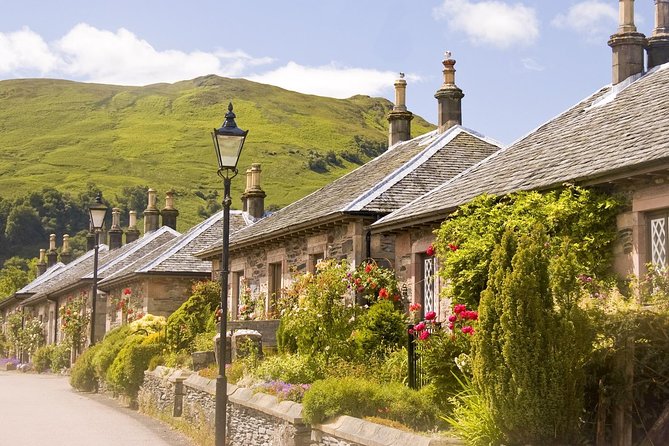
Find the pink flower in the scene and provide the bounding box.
[425,311,437,321]
[408,328,415,335]
[448,322,455,331]
[462,326,474,335]
[448,243,459,252]
[448,314,457,322]
[425,244,435,257]
[418,331,430,341]
[453,304,467,314]
[414,322,426,332]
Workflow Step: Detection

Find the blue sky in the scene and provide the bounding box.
[0,0,656,144]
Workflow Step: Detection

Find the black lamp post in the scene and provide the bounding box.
[211,102,248,446]
[88,193,108,346]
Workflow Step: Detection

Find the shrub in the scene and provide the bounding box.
[50,343,71,372]
[70,344,100,392]
[92,324,132,380]
[302,377,439,431]
[33,344,55,373]
[166,281,220,352]
[253,353,324,384]
[192,331,215,352]
[107,337,163,397]
[354,300,405,358]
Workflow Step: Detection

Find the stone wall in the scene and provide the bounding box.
[140,367,460,446]
[229,320,280,347]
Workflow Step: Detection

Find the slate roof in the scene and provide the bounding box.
[99,210,252,286]
[199,126,500,253]
[24,227,179,304]
[373,64,669,230]
[15,262,65,296]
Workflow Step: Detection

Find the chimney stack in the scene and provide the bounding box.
[608,0,646,84]
[387,73,413,146]
[143,188,160,234]
[160,191,179,230]
[60,234,72,264]
[37,249,47,276]
[47,234,58,268]
[108,208,123,250]
[245,163,266,219]
[435,52,464,133]
[648,0,669,68]
[241,167,252,212]
[125,211,140,244]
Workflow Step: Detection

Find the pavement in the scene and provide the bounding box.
[0,370,196,446]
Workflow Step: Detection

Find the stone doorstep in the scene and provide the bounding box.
[313,416,463,446]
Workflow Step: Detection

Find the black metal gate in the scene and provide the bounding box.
[407,324,429,390]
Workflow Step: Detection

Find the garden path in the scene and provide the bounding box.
[0,370,194,446]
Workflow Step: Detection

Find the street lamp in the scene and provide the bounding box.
[211,102,248,446]
[88,192,108,346]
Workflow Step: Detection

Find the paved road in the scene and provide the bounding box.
[0,370,195,446]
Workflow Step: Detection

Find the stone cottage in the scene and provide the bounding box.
[196,59,501,319]
[371,0,669,318]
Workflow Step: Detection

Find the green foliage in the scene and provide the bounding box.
[302,377,440,431]
[32,344,55,373]
[107,338,163,397]
[435,187,623,307]
[279,260,357,362]
[50,343,71,372]
[166,281,220,352]
[0,257,36,299]
[191,331,215,352]
[354,300,406,358]
[253,354,324,384]
[472,226,591,445]
[70,344,100,392]
[91,324,133,380]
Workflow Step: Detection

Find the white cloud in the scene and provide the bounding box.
[0,24,273,86]
[433,0,539,49]
[0,27,60,74]
[248,62,419,99]
[522,57,544,71]
[552,1,618,42]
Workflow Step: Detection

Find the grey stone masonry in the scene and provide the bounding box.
[140,367,462,446]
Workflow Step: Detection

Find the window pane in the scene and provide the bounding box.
[651,217,668,267]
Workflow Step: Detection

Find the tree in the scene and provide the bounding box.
[4,205,44,246]
[472,226,590,445]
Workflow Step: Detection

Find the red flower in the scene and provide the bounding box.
[365,263,373,273]
[425,244,435,256]
[408,328,415,335]
[448,243,459,252]
[123,288,132,295]
[414,322,426,331]
[355,278,361,285]
[462,326,474,335]
[378,288,389,299]
[393,294,400,302]
[409,303,421,312]
[418,331,430,341]
[425,311,436,321]
[448,314,457,322]
[464,311,478,321]
[448,322,455,331]
[453,304,467,314]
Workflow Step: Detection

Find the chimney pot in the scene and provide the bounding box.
[609,0,646,84]
[387,73,413,146]
[108,208,123,250]
[143,188,160,234]
[160,190,179,230]
[648,0,669,68]
[47,234,58,268]
[125,210,140,243]
[434,52,464,133]
[60,234,72,264]
[37,249,47,276]
[244,164,266,219]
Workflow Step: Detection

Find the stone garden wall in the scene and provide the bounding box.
[139,367,460,446]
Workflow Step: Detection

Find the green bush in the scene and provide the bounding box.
[276,317,297,354]
[107,337,163,397]
[70,344,100,392]
[166,281,220,352]
[253,353,324,384]
[354,300,406,358]
[92,324,133,380]
[302,376,440,431]
[32,344,55,373]
[50,343,71,372]
[192,331,215,352]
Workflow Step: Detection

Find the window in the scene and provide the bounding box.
[309,253,325,273]
[420,254,437,317]
[649,211,669,267]
[268,262,283,316]
[231,271,244,319]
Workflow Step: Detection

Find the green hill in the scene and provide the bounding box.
[0,76,434,232]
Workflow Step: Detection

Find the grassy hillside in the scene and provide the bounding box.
[0,76,434,231]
